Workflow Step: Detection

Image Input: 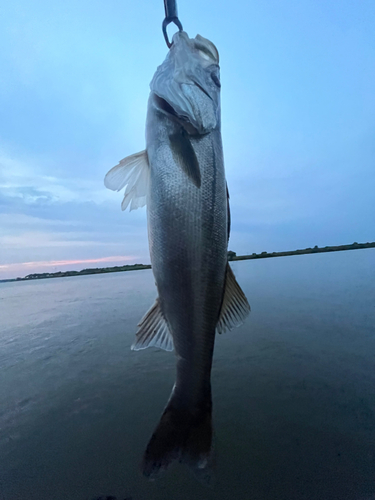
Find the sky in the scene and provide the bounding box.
[0,0,374,279]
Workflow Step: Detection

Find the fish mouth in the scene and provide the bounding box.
[154,94,197,133]
[155,81,211,120]
[153,80,213,135]
[155,94,180,118]
[154,80,212,124]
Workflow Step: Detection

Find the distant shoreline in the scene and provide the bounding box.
[230,241,375,262]
[1,242,374,283]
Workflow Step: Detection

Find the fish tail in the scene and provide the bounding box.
[142,388,213,483]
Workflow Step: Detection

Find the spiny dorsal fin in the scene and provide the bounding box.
[132,298,174,351]
[104,150,149,211]
[216,264,250,335]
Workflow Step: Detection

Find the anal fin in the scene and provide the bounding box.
[132,298,174,351]
[216,264,250,335]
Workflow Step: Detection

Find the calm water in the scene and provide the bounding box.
[1,249,375,500]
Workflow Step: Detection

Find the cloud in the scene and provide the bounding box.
[0,213,76,228]
[0,149,114,207]
[0,231,114,249]
[0,146,150,280]
[1,0,374,283]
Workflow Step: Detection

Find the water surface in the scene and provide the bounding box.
[1,249,375,500]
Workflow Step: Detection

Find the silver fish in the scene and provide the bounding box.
[105,31,250,480]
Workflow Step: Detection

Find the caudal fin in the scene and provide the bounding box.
[142,391,213,482]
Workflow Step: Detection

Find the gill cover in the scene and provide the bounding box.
[150,32,221,134]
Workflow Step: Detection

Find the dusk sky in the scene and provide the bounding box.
[1,0,374,279]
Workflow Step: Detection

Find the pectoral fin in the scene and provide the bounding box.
[216,264,250,334]
[132,298,174,351]
[104,150,149,211]
[169,129,201,188]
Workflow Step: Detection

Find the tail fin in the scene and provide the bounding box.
[142,390,213,483]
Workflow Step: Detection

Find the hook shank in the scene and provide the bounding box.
[162,0,183,48]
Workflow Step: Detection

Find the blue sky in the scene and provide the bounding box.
[0,0,374,279]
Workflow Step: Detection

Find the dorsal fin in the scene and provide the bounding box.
[216,264,250,334]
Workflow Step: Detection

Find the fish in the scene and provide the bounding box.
[104,31,250,481]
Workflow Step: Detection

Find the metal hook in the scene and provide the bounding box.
[162,0,183,48]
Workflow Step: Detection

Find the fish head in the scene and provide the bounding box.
[150,31,221,135]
